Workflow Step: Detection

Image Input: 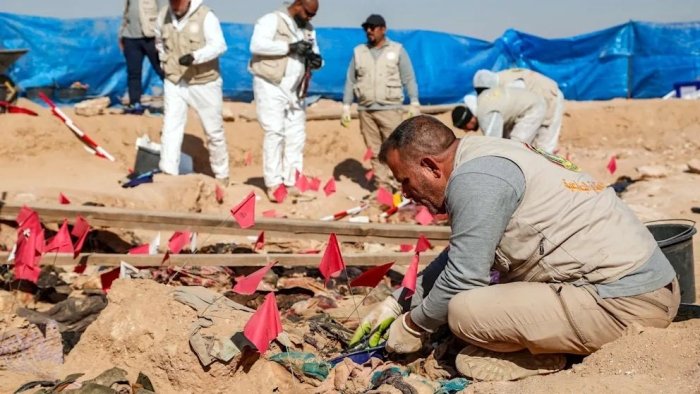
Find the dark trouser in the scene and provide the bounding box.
[123,37,164,105]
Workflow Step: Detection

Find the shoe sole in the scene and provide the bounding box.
[456,345,566,381]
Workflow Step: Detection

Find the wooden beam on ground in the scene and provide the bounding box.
[0,252,440,267]
[0,202,450,243]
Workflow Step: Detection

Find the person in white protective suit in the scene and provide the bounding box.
[155,0,230,184]
[249,0,322,202]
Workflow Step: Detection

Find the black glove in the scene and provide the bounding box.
[178,53,195,66]
[306,53,322,70]
[288,40,313,56]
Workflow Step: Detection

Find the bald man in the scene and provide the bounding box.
[249,0,322,202]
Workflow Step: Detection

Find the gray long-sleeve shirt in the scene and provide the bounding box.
[398,155,676,332]
[342,40,419,110]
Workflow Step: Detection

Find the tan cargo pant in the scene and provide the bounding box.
[359,109,404,190]
[447,279,680,355]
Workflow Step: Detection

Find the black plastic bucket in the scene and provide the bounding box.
[646,220,697,303]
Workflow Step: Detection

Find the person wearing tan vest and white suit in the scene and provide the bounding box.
[351,116,680,381]
[249,0,322,202]
[476,68,564,153]
[155,0,230,184]
[341,14,420,192]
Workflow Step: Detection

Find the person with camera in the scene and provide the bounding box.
[249,0,322,202]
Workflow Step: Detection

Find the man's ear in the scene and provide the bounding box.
[420,157,441,179]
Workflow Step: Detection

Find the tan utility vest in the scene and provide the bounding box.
[476,87,544,137]
[249,11,314,85]
[498,68,561,125]
[352,41,404,106]
[122,0,159,37]
[452,136,655,285]
[159,5,220,85]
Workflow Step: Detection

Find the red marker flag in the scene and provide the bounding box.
[273,184,288,203]
[59,193,71,205]
[128,244,150,255]
[14,229,43,283]
[323,178,336,197]
[100,267,120,293]
[254,231,265,250]
[295,173,310,193]
[350,262,395,287]
[376,187,394,207]
[319,233,345,284]
[606,155,617,175]
[168,231,191,254]
[44,220,74,253]
[415,206,434,226]
[233,260,277,295]
[17,206,40,232]
[244,151,253,166]
[309,177,321,191]
[415,235,432,254]
[71,216,90,258]
[363,147,374,162]
[215,184,225,204]
[365,169,375,182]
[399,244,414,253]
[230,191,256,229]
[243,292,283,353]
[401,254,420,299]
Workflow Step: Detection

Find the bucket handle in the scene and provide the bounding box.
[644,219,696,245]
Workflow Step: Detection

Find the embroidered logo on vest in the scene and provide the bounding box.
[523,143,580,172]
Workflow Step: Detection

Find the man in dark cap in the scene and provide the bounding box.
[341,14,420,192]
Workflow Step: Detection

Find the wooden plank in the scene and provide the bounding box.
[0,252,440,267]
[0,202,450,243]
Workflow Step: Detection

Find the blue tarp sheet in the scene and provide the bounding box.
[1,12,699,104]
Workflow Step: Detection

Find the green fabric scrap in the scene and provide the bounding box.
[269,352,331,381]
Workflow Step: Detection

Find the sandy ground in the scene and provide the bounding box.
[0,97,699,392]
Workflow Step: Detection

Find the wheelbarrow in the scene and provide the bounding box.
[0,48,29,107]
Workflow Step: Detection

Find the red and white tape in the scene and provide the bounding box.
[320,203,368,221]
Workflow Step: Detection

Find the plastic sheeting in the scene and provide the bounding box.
[0,12,699,104]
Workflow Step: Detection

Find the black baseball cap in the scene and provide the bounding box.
[361,14,386,29]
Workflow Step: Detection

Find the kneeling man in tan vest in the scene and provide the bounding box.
[350,115,680,381]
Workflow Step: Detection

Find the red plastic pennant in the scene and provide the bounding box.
[230,191,256,229]
[233,260,277,295]
[168,231,191,254]
[364,169,375,182]
[215,184,225,204]
[350,262,395,287]
[71,216,90,258]
[415,206,434,226]
[319,233,345,284]
[128,244,150,255]
[363,147,374,162]
[44,220,74,253]
[58,193,71,205]
[14,229,43,283]
[100,268,120,292]
[376,187,394,207]
[606,155,617,175]
[323,178,336,197]
[295,174,310,193]
[254,231,265,250]
[401,254,420,299]
[273,184,288,203]
[309,177,321,192]
[415,235,432,254]
[399,244,414,253]
[243,292,283,353]
[161,250,171,265]
[16,206,40,232]
[0,101,38,116]
[244,151,253,166]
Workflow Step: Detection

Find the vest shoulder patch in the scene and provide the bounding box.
[523,143,580,172]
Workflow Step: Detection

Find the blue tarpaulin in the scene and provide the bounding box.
[1,12,699,104]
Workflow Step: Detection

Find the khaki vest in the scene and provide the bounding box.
[159,5,220,85]
[248,11,313,85]
[476,87,544,137]
[452,136,655,285]
[498,68,561,124]
[352,41,404,106]
[121,0,159,37]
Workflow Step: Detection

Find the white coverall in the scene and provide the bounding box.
[155,0,230,179]
[478,89,547,149]
[250,11,320,189]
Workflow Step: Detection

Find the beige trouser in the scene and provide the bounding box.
[359,109,404,189]
[447,279,680,355]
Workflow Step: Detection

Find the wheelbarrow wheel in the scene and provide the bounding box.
[0,74,19,113]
